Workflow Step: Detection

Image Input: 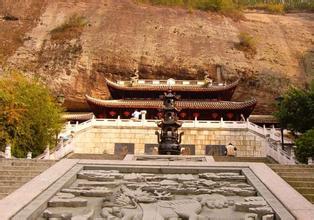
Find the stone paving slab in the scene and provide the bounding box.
[0,159,79,220]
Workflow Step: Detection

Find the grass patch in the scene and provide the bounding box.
[235,32,256,58]
[50,14,88,41]
[136,0,244,20]
[137,0,314,15]
[241,0,314,13]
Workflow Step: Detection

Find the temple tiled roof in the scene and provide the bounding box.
[62,112,94,121]
[249,115,279,124]
[86,95,256,110]
[105,78,240,92]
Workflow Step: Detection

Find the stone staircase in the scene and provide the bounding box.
[268,164,314,203]
[0,159,56,200]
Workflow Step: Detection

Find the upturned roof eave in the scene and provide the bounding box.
[105,78,240,92]
[85,95,256,111]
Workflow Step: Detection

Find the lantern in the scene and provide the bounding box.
[211,112,219,119]
[109,111,117,117]
[179,112,187,119]
[123,111,130,117]
[193,112,200,119]
[98,113,105,118]
[226,112,234,120]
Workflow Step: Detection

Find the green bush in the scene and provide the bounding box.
[238,32,255,48]
[0,71,64,157]
[274,82,314,133]
[236,32,257,57]
[266,3,285,14]
[295,129,314,164]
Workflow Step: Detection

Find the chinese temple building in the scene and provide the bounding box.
[86,76,257,121]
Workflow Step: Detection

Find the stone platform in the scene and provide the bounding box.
[0,155,313,219]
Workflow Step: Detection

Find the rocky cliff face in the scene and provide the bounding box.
[0,0,313,114]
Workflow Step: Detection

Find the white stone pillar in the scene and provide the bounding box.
[27,152,32,159]
[308,157,313,165]
[117,115,121,126]
[141,110,147,121]
[263,125,267,136]
[4,144,11,159]
[66,121,72,132]
[44,146,50,160]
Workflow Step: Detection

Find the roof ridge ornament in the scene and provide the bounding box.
[204,70,213,87]
[130,69,139,86]
[167,78,176,89]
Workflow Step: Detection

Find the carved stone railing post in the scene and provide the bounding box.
[4,144,11,159]
[27,152,32,159]
[308,157,313,165]
[75,121,79,131]
[263,125,268,137]
[44,146,50,160]
[141,110,147,122]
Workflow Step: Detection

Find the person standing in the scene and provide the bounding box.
[131,109,141,120]
[226,143,237,157]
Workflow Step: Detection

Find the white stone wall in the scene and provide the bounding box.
[73,126,268,157]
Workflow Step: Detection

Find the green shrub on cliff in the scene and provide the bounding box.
[137,0,238,12]
[137,0,314,13]
[0,72,64,158]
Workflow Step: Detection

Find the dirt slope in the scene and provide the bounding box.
[0,0,313,114]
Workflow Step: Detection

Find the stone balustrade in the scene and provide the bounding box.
[1,117,294,164]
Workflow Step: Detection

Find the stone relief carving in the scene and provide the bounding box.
[39,170,275,220]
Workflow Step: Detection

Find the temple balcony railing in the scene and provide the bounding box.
[117,79,226,86]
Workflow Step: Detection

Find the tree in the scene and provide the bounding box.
[275,81,314,163]
[295,129,314,164]
[275,82,314,133]
[0,72,64,158]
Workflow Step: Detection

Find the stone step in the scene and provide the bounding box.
[282,176,314,182]
[287,181,314,188]
[268,164,314,169]
[270,168,314,173]
[276,172,314,177]
[0,193,9,200]
[0,186,18,194]
[68,153,123,160]
[294,187,314,194]
[0,170,42,176]
[0,159,56,167]
[303,194,314,203]
[0,175,35,182]
[0,181,26,187]
[213,156,273,163]
[0,165,51,171]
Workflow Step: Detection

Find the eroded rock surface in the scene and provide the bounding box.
[1,0,313,113]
